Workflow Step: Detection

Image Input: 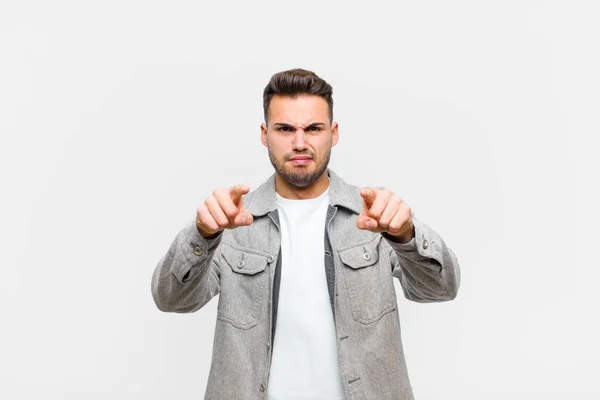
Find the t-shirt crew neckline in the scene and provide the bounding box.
[275,183,331,206]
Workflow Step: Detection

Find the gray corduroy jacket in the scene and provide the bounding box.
[151,169,461,400]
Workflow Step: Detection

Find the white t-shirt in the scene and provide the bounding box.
[268,184,346,400]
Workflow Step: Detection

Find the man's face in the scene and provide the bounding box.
[261,94,339,188]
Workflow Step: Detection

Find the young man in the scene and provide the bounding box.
[151,69,461,400]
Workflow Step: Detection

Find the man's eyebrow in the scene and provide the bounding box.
[273,122,327,128]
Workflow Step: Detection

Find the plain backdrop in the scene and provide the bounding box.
[1,1,598,399]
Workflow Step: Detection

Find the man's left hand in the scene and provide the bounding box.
[357,188,415,243]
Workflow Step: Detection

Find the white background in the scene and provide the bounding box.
[1,1,598,399]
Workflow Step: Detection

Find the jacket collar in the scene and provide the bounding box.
[245,168,362,217]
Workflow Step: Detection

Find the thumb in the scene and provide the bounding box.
[233,209,254,226]
[356,213,377,231]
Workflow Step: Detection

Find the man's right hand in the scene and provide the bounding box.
[196,184,254,239]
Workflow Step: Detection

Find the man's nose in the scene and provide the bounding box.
[292,129,308,150]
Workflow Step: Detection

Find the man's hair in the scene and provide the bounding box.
[263,68,334,125]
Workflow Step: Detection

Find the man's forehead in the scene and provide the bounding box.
[269,94,329,124]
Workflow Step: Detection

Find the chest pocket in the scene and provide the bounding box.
[217,243,270,329]
[339,235,397,325]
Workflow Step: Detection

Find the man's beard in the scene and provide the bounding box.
[268,147,331,189]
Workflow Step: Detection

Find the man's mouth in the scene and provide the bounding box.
[288,156,312,165]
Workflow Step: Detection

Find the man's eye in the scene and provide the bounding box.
[310,126,321,131]
[279,127,291,132]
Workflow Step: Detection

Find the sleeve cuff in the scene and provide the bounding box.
[382,232,417,250]
[383,216,444,265]
[173,220,223,283]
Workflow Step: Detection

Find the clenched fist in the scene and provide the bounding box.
[357,188,415,243]
[196,184,254,239]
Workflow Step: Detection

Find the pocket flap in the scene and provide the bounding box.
[222,244,269,275]
[338,236,381,269]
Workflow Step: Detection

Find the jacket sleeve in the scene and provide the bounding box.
[151,220,223,313]
[383,216,461,303]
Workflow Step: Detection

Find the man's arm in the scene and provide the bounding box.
[151,184,253,313]
[356,187,460,302]
[151,221,222,313]
[383,217,460,302]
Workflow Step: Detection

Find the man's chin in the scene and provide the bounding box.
[286,165,311,172]
[281,168,326,188]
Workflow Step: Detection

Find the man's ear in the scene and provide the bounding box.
[331,121,339,147]
[260,123,268,147]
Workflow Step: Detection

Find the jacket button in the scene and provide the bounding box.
[363,252,371,261]
[267,255,274,264]
[260,383,265,392]
[237,260,245,269]
[422,239,429,249]
[193,247,203,256]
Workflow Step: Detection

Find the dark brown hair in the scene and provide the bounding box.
[263,68,334,125]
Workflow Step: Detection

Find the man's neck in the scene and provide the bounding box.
[275,171,330,200]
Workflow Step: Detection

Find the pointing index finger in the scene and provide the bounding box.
[230,184,250,204]
[360,188,377,208]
